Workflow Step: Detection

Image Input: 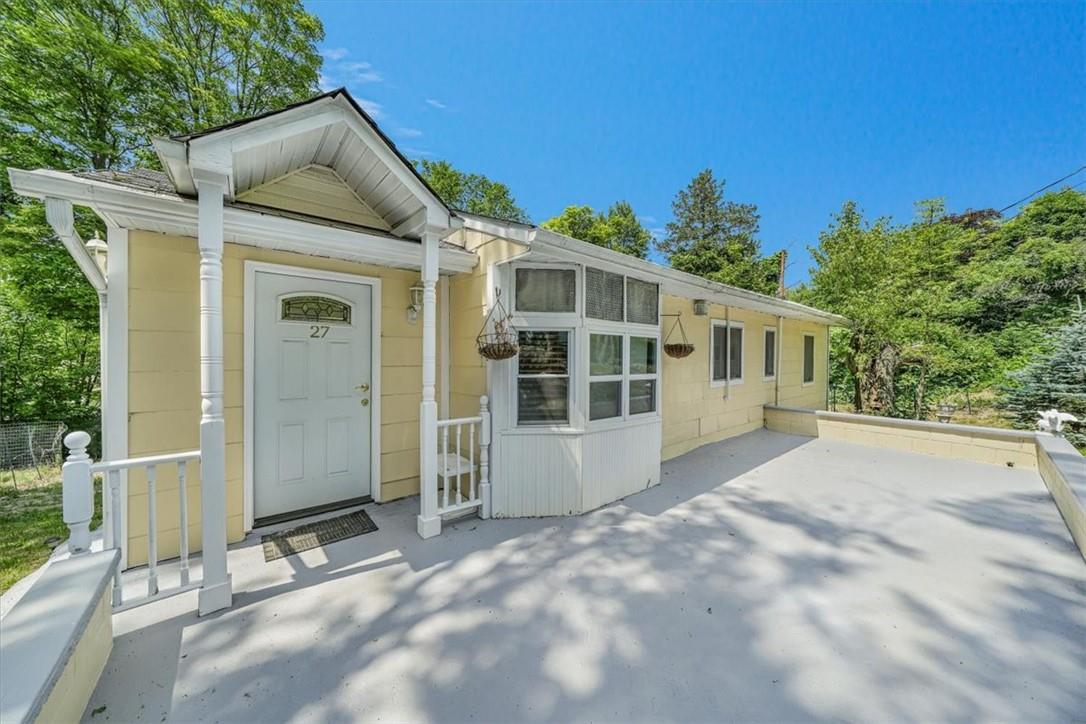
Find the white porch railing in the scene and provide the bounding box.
[422,396,491,536]
[62,431,201,611]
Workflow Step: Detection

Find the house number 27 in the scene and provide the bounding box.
[309,325,330,338]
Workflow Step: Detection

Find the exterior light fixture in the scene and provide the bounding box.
[693,299,709,316]
[407,281,424,324]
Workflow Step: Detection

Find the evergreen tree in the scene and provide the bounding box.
[1003,308,1086,448]
[659,169,776,294]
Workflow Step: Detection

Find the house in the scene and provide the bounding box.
[7,88,846,616]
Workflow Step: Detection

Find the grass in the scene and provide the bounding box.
[0,466,102,595]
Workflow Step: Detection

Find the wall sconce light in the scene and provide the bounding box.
[407,281,424,324]
[693,299,709,316]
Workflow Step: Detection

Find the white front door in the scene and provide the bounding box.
[253,270,374,520]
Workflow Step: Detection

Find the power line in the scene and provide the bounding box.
[998,164,1086,213]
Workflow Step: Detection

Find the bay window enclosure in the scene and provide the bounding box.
[763,326,777,380]
[803,333,816,384]
[517,330,571,424]
[711,320,744,385]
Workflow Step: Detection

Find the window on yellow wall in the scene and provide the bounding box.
[803,333,816,384]
[711,320,743,385]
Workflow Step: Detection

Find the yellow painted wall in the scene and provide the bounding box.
[33,585,112,724]
[447,229,527,420]
[126,230,441,563]
[661,295,828,460]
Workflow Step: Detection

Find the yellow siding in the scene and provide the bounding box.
[448,230,527,419]
[661,295,829,460]
[126,230,440,563]
[238,166,391,230]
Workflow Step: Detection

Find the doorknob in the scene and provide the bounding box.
[355,383,370,392]
[360,398,370,407]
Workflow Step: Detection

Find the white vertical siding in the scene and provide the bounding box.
[581,420,661,512]
[493,433,581,517]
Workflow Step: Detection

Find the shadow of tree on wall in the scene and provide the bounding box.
[89,431,1086,722]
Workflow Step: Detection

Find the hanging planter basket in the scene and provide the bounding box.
[663,312,695,359]
[476,289,519,361]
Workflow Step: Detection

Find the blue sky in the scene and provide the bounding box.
[309,1,1085,286]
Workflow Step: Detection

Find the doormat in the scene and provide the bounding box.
[261,509,378,562]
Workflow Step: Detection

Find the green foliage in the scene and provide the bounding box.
[1002,309,1086,448]
[659,168,779,294]
[415,159,529,224]
[797,190,1086,425]
[542,201,651,258]
[0,0,325,437]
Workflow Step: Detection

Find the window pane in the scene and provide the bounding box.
[518,331,569,375]
[630,336,657,375]
[589,381,622,420]
[629,379,656,415]
[585,267,624,321]
[281,295,352,325]
[764,330,776,377]
[803,335,816,383]
[515,268,576,312]
[518,378,569,424]
[712,326,727,381]
[590,334,622,376]
[729,327,743,380]
[626,278,659,325]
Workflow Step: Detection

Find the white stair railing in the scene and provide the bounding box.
[62,431,201,611]
[424,396,491,534]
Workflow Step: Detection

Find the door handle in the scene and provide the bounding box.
[355,383,370,392]
[360,398,370,407]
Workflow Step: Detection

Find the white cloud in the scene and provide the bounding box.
[425,98,448,110]
[321,47,349,61]
[339,61,382,84]
[639,215,657,224]
[395,127,423,139]
[357,98,384,120]
[318,73,335,92]
[403,147,433,157]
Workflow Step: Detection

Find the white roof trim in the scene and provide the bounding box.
[42,197,106,292]
[9,168,476,274]
[460,212,846,326]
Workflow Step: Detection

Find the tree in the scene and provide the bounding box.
[659,169,777,294]
[415,159,529,223]
[542,201,651,258]
[1002,309,1086,448]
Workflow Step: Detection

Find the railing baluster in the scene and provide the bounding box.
[109,469,123,605]
[455,423,463,504]
[469,422,476,502]
[177,461,190,587]
[146,464,159,597]
[442,425,449,509]
[480,396,491,519]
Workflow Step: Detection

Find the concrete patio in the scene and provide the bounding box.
[85,429,1085,722]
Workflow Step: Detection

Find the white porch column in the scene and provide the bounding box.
[417,229,441,538]
[194,171,233,614]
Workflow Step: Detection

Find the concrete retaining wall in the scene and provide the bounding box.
[764,406,1037,468]
[1036,434,1086,563]
[0,549,119,723]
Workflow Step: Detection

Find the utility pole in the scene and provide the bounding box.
[777,249,787,299]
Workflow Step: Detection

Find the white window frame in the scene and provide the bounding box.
[762,325,777,381]
[586,323,660,426]
[710,319,744,387]
[516,327,574,427]
[802,332,816,386]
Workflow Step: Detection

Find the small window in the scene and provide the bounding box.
[517,331,570,424]
[515,268,576,313]
[281,295,352,324]
[589,333,623,421]
[711,321,743,384]
[803,333,816,384]
[626,278,659,325]
[628,336,658,415]
[763,328,777,379]
[586,268,624,321]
